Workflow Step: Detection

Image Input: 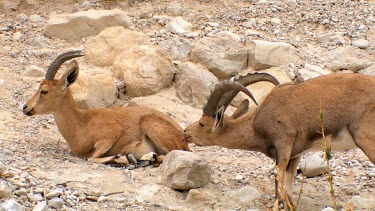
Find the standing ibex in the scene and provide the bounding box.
[23,50,190,167]
[183,73,375,209]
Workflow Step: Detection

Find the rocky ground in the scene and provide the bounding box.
[1,0,375,211]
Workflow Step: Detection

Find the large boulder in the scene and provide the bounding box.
[232,67,292,107]
[70,68,118,109]
[322,46,372,72]
[191,31,247,79]
[227,186,261,205]
[297,64,332,81]
[130,87,202,128]
[348,196,375,210]
[0,0,20,13]
[45,9,132,42]
[248,40,295,71]
[161,150,212,191]
[359,64,375,76]
[85,26,151,67]
[159,37,192,60]
[113,45,174,97]
[174,61,218,108]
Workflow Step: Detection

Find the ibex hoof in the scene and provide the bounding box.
[126,153,137,164]
[140,152,157,162]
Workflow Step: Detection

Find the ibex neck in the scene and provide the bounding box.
[52,89,87,156]
[218,118,269,155]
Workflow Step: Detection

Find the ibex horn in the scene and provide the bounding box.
[216,72,280,111]
[45,50,84,80]
[203,80,257,117]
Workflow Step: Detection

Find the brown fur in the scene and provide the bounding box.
[184,73,375,209]
[23,60,190,163]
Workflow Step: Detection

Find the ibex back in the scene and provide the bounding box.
[23,50,190,166]
[183,73,375,209]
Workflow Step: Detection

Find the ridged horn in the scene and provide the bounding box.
[45,50,84,80]
[203,81,257,117]
[216,73,280,111]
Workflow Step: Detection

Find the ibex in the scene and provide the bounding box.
[23,50,190,167]
[183,72,375,209]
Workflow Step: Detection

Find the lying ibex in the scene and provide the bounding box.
[23,50,190,167]
[183,73,375,209]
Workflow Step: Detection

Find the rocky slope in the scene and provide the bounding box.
[0,0,375,210]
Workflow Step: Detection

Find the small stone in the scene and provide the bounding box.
[316,33,337,43]
[48,198,64,209]
[83,189,101,197]
[66,199,74,207]
[0,186,12,199]
[29,14,43,23]
[28,193,44,202]
[45,190,63,199]
[80,1,91,9]
[53,178,68,186]
[245,30,260,36]
[32,201,47,211]
[12,32,22,41]
[117,197,127,203]
[14,188,27,196]
[16,14,28,22]
[1,199,25,211]
[97,196,108,202]
[270,18,281,26]
[352,39,370,49]
[24,65,45,77]
[234,175,244,181]
[165,17,192,34]
[329,35,345,45]
[87,196,98,201]
[34,188,44,194]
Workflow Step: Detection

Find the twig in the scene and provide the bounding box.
[275,165,294,211]
[319,97,337,210]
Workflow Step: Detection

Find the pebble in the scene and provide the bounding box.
[14,188,28,196]
[1,199,25,211]
[45,189,63,199]
[16,14,28,23]
[28,193,44,202]
[352,39,370,49]
[32,201,47,211]
[29,14,44,23]
[97,196,108,202]
[12,32,22,41]
[48,198,64,209]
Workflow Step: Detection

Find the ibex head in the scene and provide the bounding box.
[183,73,279,146]
[23,50,84,116]
[183,80,256,146]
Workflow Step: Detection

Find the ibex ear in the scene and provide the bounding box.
[60,60,79,91]
[231,99,249,120]
[214,106,225,129]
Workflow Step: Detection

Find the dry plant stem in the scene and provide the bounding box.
[275,165,294,211]
[294,171,306,210]
[319,98,337,210]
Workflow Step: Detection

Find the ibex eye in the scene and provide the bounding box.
[41,90,48,95]
[199,123,204,127]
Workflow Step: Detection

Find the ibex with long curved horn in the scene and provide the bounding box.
[23,50,190,167]
[183,73,375,209]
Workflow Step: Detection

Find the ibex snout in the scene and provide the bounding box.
[22,103,34,116]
